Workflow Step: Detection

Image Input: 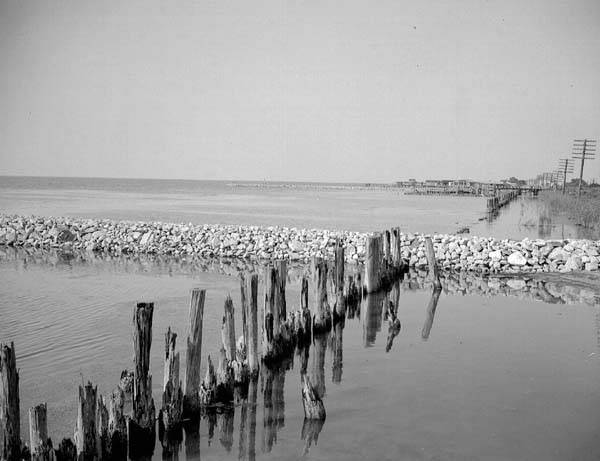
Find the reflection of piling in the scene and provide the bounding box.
[158,417,182,461]
[312,334,327,398]
[129,302,156,457]
[261,367,276,453]
[422,288,442,341]
[183,421,200,461]
[247,379,258,461]
[362,292,383,347]
[331,321,343,383]
[0,342,21,461]
[184,288,205,419]
[301,374,326,420]
[218,409,235,452]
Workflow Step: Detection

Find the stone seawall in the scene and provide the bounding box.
[0,214,598,273]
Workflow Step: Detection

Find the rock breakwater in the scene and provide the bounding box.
[0,214,598,273]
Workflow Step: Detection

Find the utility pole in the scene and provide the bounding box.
[572,139,596,198]
[557,158,574,194]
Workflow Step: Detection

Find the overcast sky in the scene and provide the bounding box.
[1,0,599,183]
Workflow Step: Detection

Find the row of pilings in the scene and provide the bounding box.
[0,227,412,461]
[486,189,522,214]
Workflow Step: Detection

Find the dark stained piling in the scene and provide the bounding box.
[334,239,346,320]
[243,274,260,379]
[262,264,294,365]
[106,389,127,460]
[183,288,205,419]
[262,266,278,360]
[96,396,108,461]
[297,277,312,346]
[55,439,76,461]
[275,260,287,323]
[198,356,217,407]
[74,383,97,461]
[365,234,382,293]
[424,237,442,290]
[117,370,133,418]
[28,403,54,461]
[222,296,237,363]
[215,347,234,404]
[313,259,332,334]
[390,227,402,268]
[129,302,156,456]
[161,328,183,432]
[0,342,21,461]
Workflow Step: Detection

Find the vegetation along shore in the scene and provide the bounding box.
[0,214,598,274]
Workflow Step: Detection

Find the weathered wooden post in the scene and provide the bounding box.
[106,389,127,459]
[29,403,54,461]
[222,296,237,363]
[161,327,183,432]
[129,302,156,456]
[243,274,260,379]
[1,342,21,461]
[297,277,312,346]
[334,239,346,319]
[424,237,442,290]
[275,260,287,324]
[183,288,205,418]
[96,396,108,461]
[301,375,325,420]
[383,230,391,268]
[313,259,332,334]
[262,266,278,360]
[390,227,402,269]
[74,382,97,461]
[198,356,216,406]
[365,234,382,293]
[215,347,233,403]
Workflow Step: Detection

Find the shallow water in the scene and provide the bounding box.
[1,249,600,460]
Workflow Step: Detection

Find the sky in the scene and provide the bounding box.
[0,0,599,183]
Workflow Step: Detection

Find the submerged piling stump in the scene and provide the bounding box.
[74,382,97,461]
[313,259,332,334]
[29,403,54,461]
[161,327,183,432]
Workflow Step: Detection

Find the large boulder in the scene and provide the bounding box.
[564,255,583,271]
[507,251,527,266]
[548,247,569,262]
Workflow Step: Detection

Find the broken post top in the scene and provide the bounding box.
[133,302,155,377]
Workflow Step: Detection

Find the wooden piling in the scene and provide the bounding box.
[130,302,156,454]
[312,334,327,400]
[263,266,277,359]
[106,389,127,459]
[365,234,382,293]
[183,288,205,418]
[29,403,54,461]
[390,227,402,268]
[424,237,442,290]
[215,347,234,403]
[222,296,237,363]
[198,356,216,407]
[297,276,312,346]
[334,239,346,319]
[243,274,260,379]
[161,327,183,432]
[96,396,109,461]
[74,382,97,461]
[275,260,287,323]
[313,259,332,334]
[301,375,325,420]
[0,342,21,461]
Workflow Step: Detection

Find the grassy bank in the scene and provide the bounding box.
[539,188,600,232]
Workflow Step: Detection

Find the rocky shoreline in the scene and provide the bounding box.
[0,214,598,273]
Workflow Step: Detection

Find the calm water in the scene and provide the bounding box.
[1,248,600,460]
[1,176,600,460]
[0,175,594,239]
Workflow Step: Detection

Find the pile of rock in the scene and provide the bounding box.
[0,214,598,273]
